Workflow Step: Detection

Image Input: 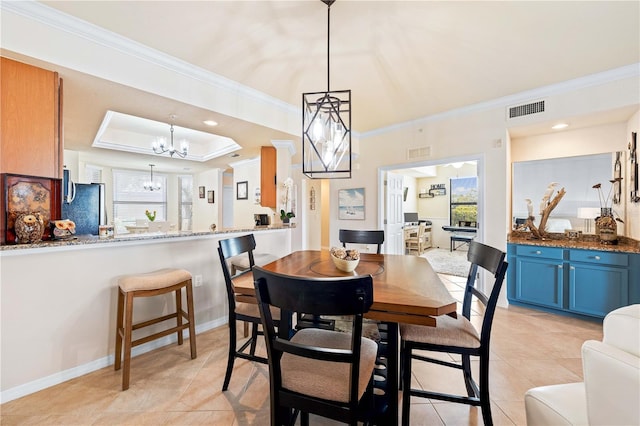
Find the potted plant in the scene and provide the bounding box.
[280,177,295,224]
[592,178,623,244]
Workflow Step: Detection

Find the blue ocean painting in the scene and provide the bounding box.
[339,188,365,220]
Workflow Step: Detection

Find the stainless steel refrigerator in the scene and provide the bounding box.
[62,172,106,235]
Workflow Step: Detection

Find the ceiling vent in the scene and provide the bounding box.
[508,100,545,119]
[407,146,431,160]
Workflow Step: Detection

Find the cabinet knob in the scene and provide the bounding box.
[557,265,563,269]
[594,255,601,260]
[570,266,575,270]
[535,250,541,255]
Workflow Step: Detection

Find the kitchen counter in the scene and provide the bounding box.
[0,224,294,253]
[1,226,292,401]
[508,231,640,254]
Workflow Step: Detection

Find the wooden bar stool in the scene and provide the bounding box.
[114,268,197,390]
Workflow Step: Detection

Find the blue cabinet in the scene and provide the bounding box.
[508,243,639,319]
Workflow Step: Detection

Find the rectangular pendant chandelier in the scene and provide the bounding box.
[302,88,351,179]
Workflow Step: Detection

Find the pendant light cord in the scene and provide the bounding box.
[326,2,331,92]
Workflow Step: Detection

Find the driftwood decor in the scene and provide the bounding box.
[524,183,567,239]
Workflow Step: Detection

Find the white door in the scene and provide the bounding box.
[222,186,233,228]
[385,172,404,254]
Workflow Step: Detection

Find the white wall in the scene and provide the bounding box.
[192,168,220,232]
[231,158,276,229]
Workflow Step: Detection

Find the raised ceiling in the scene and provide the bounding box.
[2,1,639,173]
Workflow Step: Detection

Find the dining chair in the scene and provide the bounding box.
[405,223,428,255]
[400,240,508,426]
[339,229,385,254]
[253,266,378,426]
[218,234,280,391]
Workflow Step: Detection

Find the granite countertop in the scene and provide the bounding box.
[508,231,640,254]
[0,224,294,252]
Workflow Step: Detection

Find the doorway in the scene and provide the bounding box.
[378,155,483,273]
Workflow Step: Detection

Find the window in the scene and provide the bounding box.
[450,176,478,226]
[113,169,167,224]
[178,175,193,231]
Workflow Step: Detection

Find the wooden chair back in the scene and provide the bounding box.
[253,266,374,425]
[339,229,385,254]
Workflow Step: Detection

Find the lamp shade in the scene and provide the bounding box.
[577,207,601,219]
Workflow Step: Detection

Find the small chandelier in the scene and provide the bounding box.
[143,164,161,191]
[302,0,351,179]
[152,115,189,158]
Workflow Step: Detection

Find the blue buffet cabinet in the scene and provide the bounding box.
[507,243,640,320]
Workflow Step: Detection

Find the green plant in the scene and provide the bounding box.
[145,209,156,222]
[280,209,295,221]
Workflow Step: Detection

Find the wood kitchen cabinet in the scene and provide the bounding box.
[1,57,63,179]
[260,146,276,208]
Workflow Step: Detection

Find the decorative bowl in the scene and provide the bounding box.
[331,253,360,272]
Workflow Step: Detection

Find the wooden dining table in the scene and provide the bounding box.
[232,250,458,424]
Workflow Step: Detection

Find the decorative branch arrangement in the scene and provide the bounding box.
[524,182,566,239]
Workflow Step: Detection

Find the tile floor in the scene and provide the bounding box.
[0,274,603,425]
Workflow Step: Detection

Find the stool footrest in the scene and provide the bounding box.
[131,322,192,348]
[132,310,189,331]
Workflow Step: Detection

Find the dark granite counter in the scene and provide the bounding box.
[0,225,294,252]
[508,231,640,254]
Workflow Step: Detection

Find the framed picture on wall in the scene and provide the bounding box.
[207,190,215,203]
[338,188,365,220]
[199,186,205,198]
[237,181,248,200]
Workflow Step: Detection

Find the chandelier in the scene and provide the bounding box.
[143,164,161,191]
[302,0,351,179]
[152,115,189,158]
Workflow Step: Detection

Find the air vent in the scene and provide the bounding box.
[407,146,431,160]
[508,100,545,118]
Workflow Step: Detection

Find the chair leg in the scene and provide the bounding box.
[249,322,258,356]
[114,288,125,371]
[479,355,493,426]
[186,282,197,359]
[222,317,237,391]
[121,292,134,390]
[401,343,412,426]
[462,354,475,397]
[175,288,183,346]
[300,412,309,426]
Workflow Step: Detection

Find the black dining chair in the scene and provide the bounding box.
[339,229,385,254]
[400,240,508,426]
[218,234,280,391]
[253,266,378,426]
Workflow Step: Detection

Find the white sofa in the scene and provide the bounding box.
[525,304,640,426]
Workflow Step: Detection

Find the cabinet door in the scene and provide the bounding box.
[569,263,628,318]
[1,57,61,178]
[515,257,564,309]
[260,146,276,208]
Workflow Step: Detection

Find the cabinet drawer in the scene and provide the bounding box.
[569,250,628,267]
[515,246,564,260]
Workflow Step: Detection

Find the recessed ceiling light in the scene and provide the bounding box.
[203,120,218,127]
[552,123,569,130]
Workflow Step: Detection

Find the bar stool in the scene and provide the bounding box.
[114,268,197,390]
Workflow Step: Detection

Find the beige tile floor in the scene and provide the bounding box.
[1,274,603,425]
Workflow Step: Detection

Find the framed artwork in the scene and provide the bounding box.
[2,173,62,243]
[236,181,248,200]
[207,190,215,203]
[199,186,205,198]
[338,188,365,220]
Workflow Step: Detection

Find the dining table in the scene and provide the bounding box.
[231,249,458,424]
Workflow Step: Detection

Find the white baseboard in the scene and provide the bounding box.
[0,317,227,404]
